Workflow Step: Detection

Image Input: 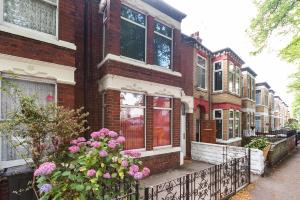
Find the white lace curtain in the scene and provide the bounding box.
[0,78,55,161]
[3,0,57,35]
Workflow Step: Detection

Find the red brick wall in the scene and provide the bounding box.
[186,113,193,159]
[173,98,181,147]
[0,178,9,200]
[59,0,76,43]
[104,90,121,132]
[141,152,180,174]
[106,0,121,55]
[57,84,75,109]
[146,96,154,151]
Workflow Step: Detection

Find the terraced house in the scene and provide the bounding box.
[255,82,271,133]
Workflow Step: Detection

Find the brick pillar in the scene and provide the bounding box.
[146,16,154,65]
[173,98,181,147]
[107,0,121,55]
[186,113,193,159]
[146,96,153,151]
[104,90,120,132]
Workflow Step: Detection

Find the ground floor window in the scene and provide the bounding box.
[255,115,261,132]
[120,92,145,150]
[153,97,172,147]
[235,111,240,137]
[228,110,241,139]
[229,110,234,138]
[214,109,223,139]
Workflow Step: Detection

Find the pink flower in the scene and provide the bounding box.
[87,141,92,145]
[108,140,117,149]
[90,141,101,148]
[134,172,144,180]
[116,136,126,144]
[99,150,108,157]
[124,150,141,158]
[70,139,78,145]
[78,142,86,147]
[34,162,56,177]
[87,169,96,177]
[121,160,128,167]
[68,145,80,153]
[142,167,150,177]
[129,164,139,173]
[99,128,110,136]
[103,172,111,179]
[77,137,86,142]
[128,170,135,176]
[108,131,118,138]
[91,131,101,139]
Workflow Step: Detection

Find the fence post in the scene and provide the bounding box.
[234,158,237,194]
[214,165,218,200]
[135,183,139,200]
[248,148,251,184]
[144,187,149,200]
[186,174,190,200]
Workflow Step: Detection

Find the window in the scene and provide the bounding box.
[264,93,268,106]
[228,63,240,95]
[235,111,240,137]
[214,109,223,139]
[2,0,58,36]
[153,97,172,147]
[214,62,223,91]
[235,68,240,95]
[247,75,255,100]
[154,21,172,68]
[255,115,261,132]
[120,5,146,61]
[196,56,206,89]
[256,90,261,104]
[0,76,56,161]
[228,63,234,93]
[251,78,255,101]
[229,110,234,139]
[102,5,108,59]
[120,92,145,150]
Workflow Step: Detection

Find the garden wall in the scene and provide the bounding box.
[191,142,265,175]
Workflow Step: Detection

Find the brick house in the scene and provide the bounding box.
[77,0,194,174]
[268,89,275,131]
[255,82,271,133]
[274,96,289,129]
[241,67,257,136]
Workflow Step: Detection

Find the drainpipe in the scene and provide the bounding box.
[208,53,212,120]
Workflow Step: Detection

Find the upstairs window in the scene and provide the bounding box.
[256,90,261,104]
[120,5,146,61]
[154,21,172,69]
[2,0,58,36]
[214,61,223,91]
[228,63,234,93]
[235,68,240,95]
[196,56,206,89]
[228,63,240,95]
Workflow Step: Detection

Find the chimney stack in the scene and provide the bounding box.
[191,31,202,43]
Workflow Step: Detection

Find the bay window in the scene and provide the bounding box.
[235,111,240,137]
[228,63,240,95]
[120,92,145,150]
[0,76,56,162]
[228,63,234,93]
[214,109,223,139]
[235,68,240,95]
[214,62,223,91]
[229,110,234,139]
[154,21,172,69]
[120,4,146,61]
[2,0,58,36]
[196,56,206,89]
[256,90,261,104]
[153,97,172,147]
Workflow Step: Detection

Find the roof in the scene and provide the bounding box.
[181,34,213,55]
[213,48,245,65]
[269,89,275,94]
[274,96,283,101]
[241,67,257,77]
[143,0,186,21]
[256,82,271,89]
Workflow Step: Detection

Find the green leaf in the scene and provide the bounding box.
[62,171,71,176]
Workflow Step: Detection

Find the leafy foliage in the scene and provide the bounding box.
[245,137,270,150]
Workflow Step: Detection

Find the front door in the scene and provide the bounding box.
[180,105,186,165]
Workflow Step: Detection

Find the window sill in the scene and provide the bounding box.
[98,54,182,77]
[0,24,76,50]
[0,158,32,169]
[139,147,181,158]
[196,87,207,92]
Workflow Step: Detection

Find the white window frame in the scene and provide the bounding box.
[228,109,234,139]
[0,0,59,39]
[213,109,223,140]
[153,19,173,70]
[235,110,241,137]
[120,90,146,151]
[196,55,207,90]
[120,4,147,63]
[235,67,241,96]
[228,62,235,93]
[256,89,262,105]
[153,96,173,149]
[213,61,223,92]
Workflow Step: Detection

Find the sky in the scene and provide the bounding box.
[164,0,297,109]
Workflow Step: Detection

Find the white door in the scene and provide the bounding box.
[180,105,186,165]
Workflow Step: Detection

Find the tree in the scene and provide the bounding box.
[248,0,300,118]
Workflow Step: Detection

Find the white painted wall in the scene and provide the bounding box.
[191,142,265,175]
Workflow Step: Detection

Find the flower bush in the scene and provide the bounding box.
[35,128,150,199]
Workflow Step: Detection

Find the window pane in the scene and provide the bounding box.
[121,5,145,26]
[256,90,261,104]
[120,19,145,61]
[4,0,57,35]
[120,107,145,149]
[153,97,171,108]
[197,56,206,67]
[214,62,222,70]
[214,110,222,118]
[153,110,171,146]
[214,71,222,91]
[216,119,222,139]
[229,120,234,139]
[120,92,144,106]
[154,21,172,38]
[154,34,172,68]
[200,67,206,88]
[229,72,234,92]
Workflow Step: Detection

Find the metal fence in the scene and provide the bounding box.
[143,155,250,200]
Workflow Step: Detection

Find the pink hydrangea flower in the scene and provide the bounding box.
[70,139,78,145]
[78,142,86,147]
[87,169,96,177]
[77,137,86,142]
[108,140,117,149]
[86,141,92,145]
[99,150,108,157]
[34,162,56,176]
[116,136,126,144]
[68,145,80,153]
[124,150,141,158]
[142,167,151,177]
[129,164,139,173]
[108,131,118,138]
[103,172,111,179]
[134,172,144,180]
[91,131,101,139]
[99,128,110,136]
[121,160,128,167]
[90,141,101,148]
[128,170,135,176]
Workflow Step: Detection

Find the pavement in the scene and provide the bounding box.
[242,147,300,200]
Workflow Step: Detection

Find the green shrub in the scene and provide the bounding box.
[245,137,270,150]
